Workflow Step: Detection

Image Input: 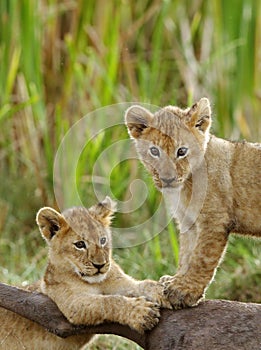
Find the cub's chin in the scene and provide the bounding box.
[79,271,109,284]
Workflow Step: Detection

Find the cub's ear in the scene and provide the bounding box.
[36,207,68,242]
[125,105,153,139]
[186,97,212,133]
[89,196,117,227]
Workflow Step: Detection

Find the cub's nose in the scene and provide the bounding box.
[92,263,105,271]
[160,177,176,186]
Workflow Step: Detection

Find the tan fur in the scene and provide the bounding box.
[0,197,170,350]
[125,98,261,309]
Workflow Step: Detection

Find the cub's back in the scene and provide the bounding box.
[0,306,92,349]
[230,141,261,234]
[206,137,261,236]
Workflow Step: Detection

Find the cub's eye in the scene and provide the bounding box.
[100,237,107,246]
[177,147,188,158]
[149,146,160,157]
[74,241,86,249]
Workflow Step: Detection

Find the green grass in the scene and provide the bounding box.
[0,0,260,349]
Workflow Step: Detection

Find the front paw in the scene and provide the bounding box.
[128,297,160,333]
[163,275,205,309]
[159,274,173,284]
[150,283,172,309]
[138,281,172,309]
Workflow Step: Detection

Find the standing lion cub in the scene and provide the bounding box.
[125,97,261,309]
[0,197,170,350]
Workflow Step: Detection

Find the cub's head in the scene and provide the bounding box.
[125,98,211,190]
[36,196,117,284]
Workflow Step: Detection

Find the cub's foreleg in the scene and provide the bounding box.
[162,218,228,308]
[122,279,172,309]
[160,227,198,282]
[54,292,160,334]
[101,267,172,309]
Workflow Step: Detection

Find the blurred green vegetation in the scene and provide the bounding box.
[0,0,260,349]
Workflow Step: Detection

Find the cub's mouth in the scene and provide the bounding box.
[76,262,111,283]
[153,176,184,191]
[155,179,183,190]
[152,172,183,189]
[78,269,109,284]
[79,268,108,278]
[92,262,110,275]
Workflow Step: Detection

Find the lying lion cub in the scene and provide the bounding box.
[0,197,169,350]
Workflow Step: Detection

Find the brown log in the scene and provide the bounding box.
[0,282,261,350]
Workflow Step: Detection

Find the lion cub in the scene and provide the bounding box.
[0,197,169,350]
[125,98,261,309]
